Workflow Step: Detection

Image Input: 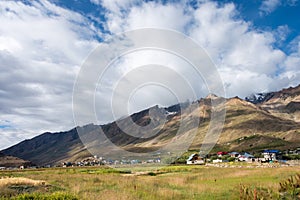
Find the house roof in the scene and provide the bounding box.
[240,153,254,158]
[263,150,279,153]
[187,153,197,161]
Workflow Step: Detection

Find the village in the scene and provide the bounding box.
[57,148,300,168]
[1,148,299,170]
[186,148,300,165]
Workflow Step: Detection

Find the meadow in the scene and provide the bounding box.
[0,164,299,200]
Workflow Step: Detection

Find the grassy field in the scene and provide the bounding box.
[0,165,299,199]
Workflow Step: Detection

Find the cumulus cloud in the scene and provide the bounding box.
[280,36,300,87]
[0,0,99,149]
[1,0,300,149]
[99,0,295,97]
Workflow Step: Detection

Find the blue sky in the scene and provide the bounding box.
[0,0,299,149]
[54,0,300,36]
[232,0,299,49]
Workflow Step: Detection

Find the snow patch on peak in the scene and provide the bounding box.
[245,92,274,104]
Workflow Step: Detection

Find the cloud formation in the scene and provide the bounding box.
[259,0,281,15]
[0,1,99,149]
[99,0,298,96]
[259,0,298,16]
[0,0,299,149]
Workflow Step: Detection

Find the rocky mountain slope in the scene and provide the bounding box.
[1,129,91,166]
[0,152,32,168]
[246,84,300,122]
[1,85,300,166]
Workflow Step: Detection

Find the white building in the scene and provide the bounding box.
[262,150,279,161]
[186,154,205,165]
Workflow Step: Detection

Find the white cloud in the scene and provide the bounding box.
[92,0,139,13]
[274,25,290,46]
[281,37,300,85]
[1,0,300,149]
[91,0,141,33]
[0,0,99,149]
[125,2,192,32]
[99,0,292,97]
[259,0,298,16]
[259,0,281,15]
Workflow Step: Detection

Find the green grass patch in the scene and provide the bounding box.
[1,165,299,200]
[7,192,78,200]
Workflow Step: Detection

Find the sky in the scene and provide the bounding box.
[0,0,300,149]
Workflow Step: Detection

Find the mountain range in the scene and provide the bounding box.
[1,84,300,166]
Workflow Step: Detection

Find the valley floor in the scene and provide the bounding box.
[0,164,299,199]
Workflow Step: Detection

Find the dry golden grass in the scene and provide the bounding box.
[0,177,46,187]
[0,165,299,199]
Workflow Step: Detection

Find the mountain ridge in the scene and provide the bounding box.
[245,84,300,104]
[1,85,300,166]
[246,84,300,122]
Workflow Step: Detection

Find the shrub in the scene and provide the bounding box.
[227,157,236,162]
[282,154,300,160]
[239,184,276,200]
[147,172,156,176]
[210,156,218,161]
[239,174,300,200]
[12,192,78,200]
[279,174,300,199]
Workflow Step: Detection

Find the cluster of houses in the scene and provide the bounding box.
[61,156,162,167]
[1,148,299,170]
[186,148,300,165]
[0,165,37,170]
[0,156,162,170]
[187,152,257,165]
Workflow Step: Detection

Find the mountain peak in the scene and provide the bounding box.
[227,96,254,107]
[205,93,219,99]
[245,84,300,104]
